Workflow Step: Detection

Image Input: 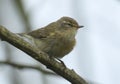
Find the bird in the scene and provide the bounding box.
[18,16,83,58]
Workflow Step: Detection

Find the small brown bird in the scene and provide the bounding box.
[19,17,83,58]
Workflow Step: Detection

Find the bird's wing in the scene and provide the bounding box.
[27,23,57,39]
[27,27,49,39]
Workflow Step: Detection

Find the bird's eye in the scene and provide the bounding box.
[66,23,72,27]
[62,21,72,27]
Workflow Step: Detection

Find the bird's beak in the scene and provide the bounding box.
[78,25,84,28]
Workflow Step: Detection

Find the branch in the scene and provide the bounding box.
[0,61,56,76]
[0,25,88,84]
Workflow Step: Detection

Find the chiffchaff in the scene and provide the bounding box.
[19,17,83,58]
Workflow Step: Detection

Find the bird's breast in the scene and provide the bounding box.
[46,37,76,58]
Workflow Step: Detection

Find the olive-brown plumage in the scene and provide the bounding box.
[19,17,83,58]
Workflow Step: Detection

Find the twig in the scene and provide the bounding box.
[0,61,56,76]
[0,25,88,84]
